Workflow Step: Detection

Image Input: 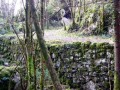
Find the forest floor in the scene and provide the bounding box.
[43,28,114,45]
[1,27,114,45]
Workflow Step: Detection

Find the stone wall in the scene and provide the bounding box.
[0,38,114,90]
[48,42,114,90]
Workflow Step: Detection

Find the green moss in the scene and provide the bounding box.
[90,43,96,49]
[0,66,16,79]
[96,43,104,48]
[104,43,111,49]
[84,41,91,48]
[49,46,56,51]
[0,70,10,78]
[78,49,82,53]
[109,70,114,77]
[114,71,120,90]
[67,22,79,32]
[104,81,109,89]
[73,42,81,48]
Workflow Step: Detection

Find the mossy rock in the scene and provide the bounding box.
[96,43,105,48]
[73,42,81,48]
[104,81,109,89]
[0,70,10,78]
[0,66,16,79]
[90,43,96,49]
[84,41,92,48]
[49,46,56,52]
[0,66,20,90]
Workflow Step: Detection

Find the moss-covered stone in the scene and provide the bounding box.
[0,66,16,90]
[0,66,16,79]
[0,38,115,90]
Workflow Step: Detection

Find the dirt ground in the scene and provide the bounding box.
[43,28,114,45]
[3,28,113,45]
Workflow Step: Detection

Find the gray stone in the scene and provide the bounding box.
[0,29,7,35]
[85,81,96,90]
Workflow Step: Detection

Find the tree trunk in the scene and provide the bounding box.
[25,0,31,89]
[41,0,45,35]
[29,0,63,90]
[114,0,120,90]
[40,0,45,90]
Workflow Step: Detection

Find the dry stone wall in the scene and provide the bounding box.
[48,42,114,90]
[0,38,114,90]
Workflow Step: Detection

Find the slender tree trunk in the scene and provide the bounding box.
[25,1,35,90]
[41,0,45,34]
[25,0,31,89]
[33,55,37,90]
[40,0,45,89]
[78,0,82,25]
[114,0,120,90]
[83,0,86,12]
[25,0,30,41]
[29,0,63,90]
[40,55,45,90]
